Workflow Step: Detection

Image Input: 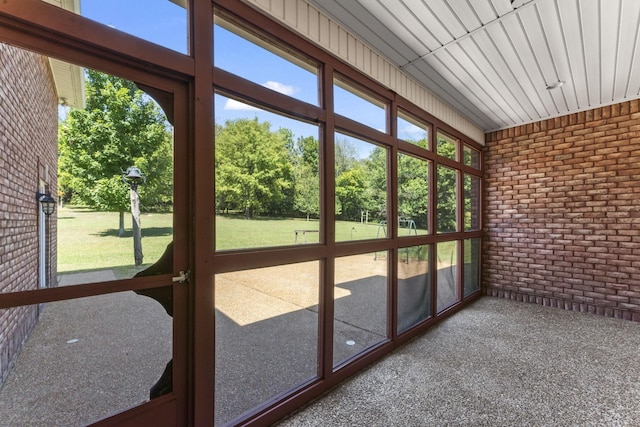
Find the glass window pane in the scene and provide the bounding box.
[214,22,319,106]
[397,110,429,149]
[41,0,188,54]
[334,253,387,368]
[57,210,175,285]
[0,290,172,425]
[463,145,481,169]
[398,245,431,333]
[0,40,175,292]
[437,165,458,233]
[464,174,481,231]
[333,78,387,132]
[464,238,481,297]
[335,133,387,242]
[57,67,175,286]
[398,153,429,236]
[436,131,457,160]
[214,94,320,251]
[437,241,459,312]
[215,262,319,425]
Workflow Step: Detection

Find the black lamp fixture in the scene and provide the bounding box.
[121,166,146,190]
[36,192,56,216]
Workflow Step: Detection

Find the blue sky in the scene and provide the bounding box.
[81,0,188,54]
[78,1,424,148]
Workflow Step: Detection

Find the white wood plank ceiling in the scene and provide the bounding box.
[306,0,640,131]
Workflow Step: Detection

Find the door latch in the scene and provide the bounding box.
[172,270,190,284]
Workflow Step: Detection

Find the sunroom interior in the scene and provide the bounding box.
[0,0,638,426]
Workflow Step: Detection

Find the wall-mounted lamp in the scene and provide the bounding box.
[36,192,56,216]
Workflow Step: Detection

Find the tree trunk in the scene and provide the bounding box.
[118,211,125,237]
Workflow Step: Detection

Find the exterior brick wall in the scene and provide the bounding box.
[0,43,58,386]
[484,101,640,322]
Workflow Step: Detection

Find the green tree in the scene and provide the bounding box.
[294,163,319,220]
[334,138,365,220]
[292,136,320,220]
[363,146,387,220]
[58,70,173,235]
[382,135,429,229]
[296,135,319,174]
[436,136,458,232]
[398,153,428,230]
[215,118,294,218]
[335,138,358,176]
[335,166,366,221]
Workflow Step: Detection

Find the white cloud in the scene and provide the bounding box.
[263,81,297,96]
[224,99,260,111]
[223,81,299,111]
[399,123,426,139]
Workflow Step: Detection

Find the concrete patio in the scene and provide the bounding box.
[278,297,640,426]
[0,270,172,427]
[0,268,638,426]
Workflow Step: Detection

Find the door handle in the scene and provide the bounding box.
[172,270,190,284]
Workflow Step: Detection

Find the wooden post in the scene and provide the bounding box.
[130,187,143,266]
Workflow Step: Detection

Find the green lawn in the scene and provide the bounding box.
[215,215,394,249]
[57,206,173,276]
[58,207,460,274]
[215,215,431,250]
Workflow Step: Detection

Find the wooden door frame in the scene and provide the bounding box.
[0,5,195,425]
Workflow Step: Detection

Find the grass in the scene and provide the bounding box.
[57,206,173,277]
[215,215,321,249]
[58,207,463,273]
[215,215,430,250]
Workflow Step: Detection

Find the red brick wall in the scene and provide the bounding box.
[483,101,640,321]
[0,43,58,385]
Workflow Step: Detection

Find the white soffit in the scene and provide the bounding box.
[48,58,85,109]
[42,0,85,109]
[307,0,640,132]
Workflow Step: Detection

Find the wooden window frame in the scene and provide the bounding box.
[0,0,484,425]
